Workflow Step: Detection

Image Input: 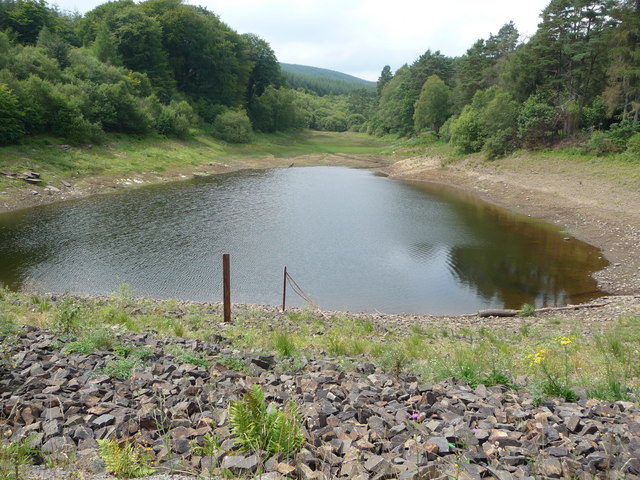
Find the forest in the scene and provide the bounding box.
[0,0,638,157]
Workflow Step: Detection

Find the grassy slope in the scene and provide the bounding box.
[0,131,394,197]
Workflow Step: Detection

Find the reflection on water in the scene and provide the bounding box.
[0,167,608,314]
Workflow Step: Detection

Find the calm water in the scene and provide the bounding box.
[0,167,608,314]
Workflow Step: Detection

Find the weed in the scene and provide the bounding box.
[102,357,144,380]
[0,435,36,480]
[271,330,297,357]
[51,298,83,334]
[228,384,305,458]
[528,336,577,402]
[97,439,154,478]
[0,313,17,337]
[63,328,117,354]
[518,304,536,317]
[376,344,410,377]
[30,295,51,313]
[215,354,248,373]
[190,432,220,457]
[276,356,307,373]
[166,346,209,367]
[436,346,485,387]
[587,370,629,402]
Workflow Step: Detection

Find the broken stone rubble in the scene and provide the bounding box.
[0,325,638,479]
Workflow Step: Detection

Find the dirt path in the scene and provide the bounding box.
[383,154,640,295]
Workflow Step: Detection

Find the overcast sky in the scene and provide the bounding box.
[51,0,550,81]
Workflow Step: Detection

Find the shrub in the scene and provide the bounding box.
[627,132,640,155]
[586,131,625,156]
[517,94,558,148]
[608,118,640,146]
[450,105,485,153]
[212,110,252,143]
[156,100,194,139]
[318,113,348,132]
[483,129,517,159]
[229,384,305,458]
[97,439,154,478]
[51,298,83,334]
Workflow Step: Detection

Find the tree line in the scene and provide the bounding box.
[0,0,638,155]
[0,0,359,145]
[364,0,639,157]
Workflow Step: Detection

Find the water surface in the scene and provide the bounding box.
[0,167,608,314]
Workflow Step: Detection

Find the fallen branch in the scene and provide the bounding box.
[478,301,610,318]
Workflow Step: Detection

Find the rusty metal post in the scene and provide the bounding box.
[223,254,231,322]
[282,266,287,311]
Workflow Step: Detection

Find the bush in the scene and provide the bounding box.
[450,105,485,153]
[156,101,194,139]
[627,132,640,154]
[483,129,517,159]
[318,113,347,132]
[212,110,252,143]
[438,115,456,141]
[608,119,640,147]
[586,131,625,156]
[517,94,558,148]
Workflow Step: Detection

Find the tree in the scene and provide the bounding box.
[604,0,640,121]
[371,65,414,135]
[93,21,120,65]
[4,0,52,45]
[0,83,24,144]
[376,65,392,98]
[243,33,282,107]
[36,26,70,69]
[111,6,175,100]
[413,74,451,132]
[509,0,615,133]
[142,1,251,112]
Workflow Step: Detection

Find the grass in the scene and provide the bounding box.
[0,131,392,202]
[1,291,639,403]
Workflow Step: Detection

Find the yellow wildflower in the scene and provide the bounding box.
[527,348,547,366]
[555,335,574,346]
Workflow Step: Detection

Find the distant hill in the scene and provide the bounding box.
[280,63,376,96]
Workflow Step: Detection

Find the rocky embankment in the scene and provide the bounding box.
[1,325,638,480]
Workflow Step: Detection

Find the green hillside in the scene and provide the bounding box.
[281,63,375,96]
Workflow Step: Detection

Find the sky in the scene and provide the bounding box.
[51,0,551,81]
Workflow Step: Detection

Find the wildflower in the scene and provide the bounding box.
[555,335,574,346]
[410,413,419,420]
[526,348,546,366]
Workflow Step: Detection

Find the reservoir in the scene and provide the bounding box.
[0,167,608,314]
